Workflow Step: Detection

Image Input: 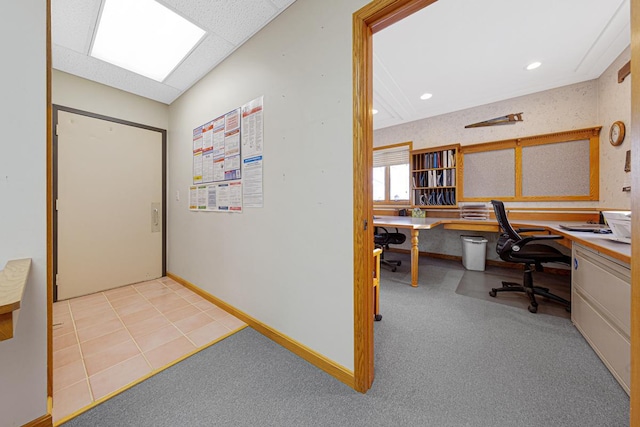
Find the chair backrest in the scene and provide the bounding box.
[491,200,521,241]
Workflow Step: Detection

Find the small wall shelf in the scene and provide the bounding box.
[411,144,460,208]
[0,258,32,340]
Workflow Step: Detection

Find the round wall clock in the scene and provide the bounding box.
[609,121,625,146]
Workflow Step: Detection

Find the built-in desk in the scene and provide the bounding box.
[372,216,630,287]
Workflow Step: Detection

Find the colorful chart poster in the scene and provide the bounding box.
[241,96,264,207]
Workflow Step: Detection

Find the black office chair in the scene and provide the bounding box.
[374,227,407,272]
[489,200,571,313]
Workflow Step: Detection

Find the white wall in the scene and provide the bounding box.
[52,70,169,129]
[168,0,368,371]
[0,1,48,425]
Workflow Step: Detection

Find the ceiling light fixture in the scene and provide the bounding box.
[420,93,433,100]
[526,61,542,71]
[91,0,206,82]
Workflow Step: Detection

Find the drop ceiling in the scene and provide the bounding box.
[52,0,630,130]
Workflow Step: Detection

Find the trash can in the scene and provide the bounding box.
[461,235,488,271]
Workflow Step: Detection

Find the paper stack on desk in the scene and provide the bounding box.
[460,204,490,220]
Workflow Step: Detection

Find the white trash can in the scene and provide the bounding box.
[461,235,488,271]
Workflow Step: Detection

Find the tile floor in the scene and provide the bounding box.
[52,276,247,424]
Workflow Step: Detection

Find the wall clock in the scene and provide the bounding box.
[609,121,625,146]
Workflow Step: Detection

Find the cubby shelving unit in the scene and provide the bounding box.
[411,144,460,208]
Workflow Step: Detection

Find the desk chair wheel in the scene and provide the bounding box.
[391,266,397,272]
[396,261,401,267]
[374,314,382,321]
[489,289,497,297]
[528,303,538,314]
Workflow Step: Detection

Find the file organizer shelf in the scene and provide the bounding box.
[411,144,460,208]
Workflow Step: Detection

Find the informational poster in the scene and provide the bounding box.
[189,185,198,210]
[191,97,264,213]
[241,96,264,208]
[193,108,242,185]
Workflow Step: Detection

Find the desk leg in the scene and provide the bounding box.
[411,229,419,287]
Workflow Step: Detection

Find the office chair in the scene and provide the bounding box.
[489,200,571,313]
[374,227,407,272]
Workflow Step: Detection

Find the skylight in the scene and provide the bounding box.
[91,0,206,82]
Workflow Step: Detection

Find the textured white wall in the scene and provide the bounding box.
[374,48,632,257]
[52,70,169,129]
[598,46,631,209]
[0,1,48,425]
[167,0,367,370]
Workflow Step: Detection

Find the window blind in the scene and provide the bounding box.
[373,145,409,167]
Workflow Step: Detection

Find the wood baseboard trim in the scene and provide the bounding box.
[166,272,355,389]
[22,413,52,427]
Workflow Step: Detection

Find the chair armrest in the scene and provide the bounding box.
[516,227,546,233]
[515,234,563,247]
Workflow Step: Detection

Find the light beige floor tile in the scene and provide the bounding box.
[193,299,218,311]
[148,294,191,313]
[80,328,132,358]
[138,286,174,299]
[52,379,93,423]
[109,294,148,310]
[187,321,230,347]
[173,312,216,335]
[177,289,201,300]
[134,324,183,352]
[53,343,82,370]
[53,359,87,393]
[52,319,76,337]
[203,305,231,320]
[163,281,183,290]
[70,303,115,321]
[76,318,123,342]
[126,314,171,338]
[119,306,160,326]
[83,339,141,376]
[217,315,247,330]
[163,304,202,323]
[113,299,155,317]
[144,336,196,369]
[73,310,119,331]
[104,285,138,301]
[133,281,165,293]
[53,331,78,352]
[53,300,70,316]
[69,293,108,311]
[89,354,152,400]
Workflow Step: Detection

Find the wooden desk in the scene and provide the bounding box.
[373,216,631,287]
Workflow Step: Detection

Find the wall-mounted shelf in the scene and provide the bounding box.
[0,258,31,340]
[411,144,460,208]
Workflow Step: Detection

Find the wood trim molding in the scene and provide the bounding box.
[166,273,355,389]
[352,0,440,393]
[630,1,640,423]
[46,0,53,401]
[21,413,52,427]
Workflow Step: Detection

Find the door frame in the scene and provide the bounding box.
[353,2,640,419]
[352,0,437,393]
[52,105,167,302]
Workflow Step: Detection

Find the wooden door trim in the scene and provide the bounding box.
[352,0,437,393]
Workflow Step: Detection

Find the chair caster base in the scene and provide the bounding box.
[489,289,497,297]
[528,304,538,313]
[374,314,382,321]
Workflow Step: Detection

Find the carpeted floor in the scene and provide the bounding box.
[62,256,629,427]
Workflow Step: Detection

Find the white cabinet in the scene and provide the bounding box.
[572,243,631,395]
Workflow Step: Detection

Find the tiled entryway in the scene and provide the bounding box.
[52,277,246,424]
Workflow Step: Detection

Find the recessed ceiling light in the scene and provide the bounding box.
[372,109,379,115]
[526,61,542,71]
[91,0,206,82]
[420,93,433,100]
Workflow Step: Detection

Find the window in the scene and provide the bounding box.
[373,142,411,203]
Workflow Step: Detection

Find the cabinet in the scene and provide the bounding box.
[572,243,630,395]
[411,144,459,208]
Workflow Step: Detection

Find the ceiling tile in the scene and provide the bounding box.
[51,0,101,54]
